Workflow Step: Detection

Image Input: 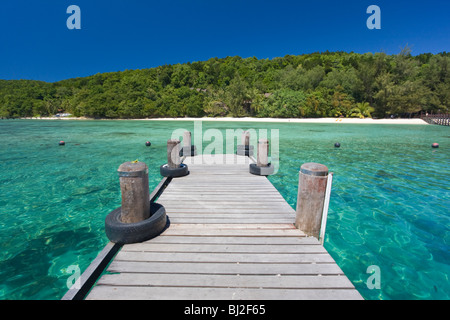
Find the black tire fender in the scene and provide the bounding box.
[105,202,167,244]
[249,163,275,176]
[160,163,189,178]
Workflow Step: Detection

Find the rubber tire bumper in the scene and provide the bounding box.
[249,163,274,176]
[160,163,189,178]
[180,145,197,157]
[105,202,167,244]
[236,144,254,156]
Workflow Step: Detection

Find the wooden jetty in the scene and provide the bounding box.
[79,154,362,300]
[421,113,450,126]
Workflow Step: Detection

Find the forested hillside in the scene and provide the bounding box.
[1,49,449,119]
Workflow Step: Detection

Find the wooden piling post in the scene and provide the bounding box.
[295,163,329,238]
[250,139,273,176]
[167,139,181,169]
[237,131,254,156]
[117,162,150,224]
[181,131,197,156]
[242,131,250,146]
[257,139,269,167]
[183,131,192,147]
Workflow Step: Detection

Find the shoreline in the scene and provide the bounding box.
[15,116,429,125]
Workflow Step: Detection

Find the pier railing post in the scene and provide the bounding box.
[117,161,150,224]
[295,163,329,239]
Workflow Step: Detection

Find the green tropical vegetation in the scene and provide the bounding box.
[1,48,449,119]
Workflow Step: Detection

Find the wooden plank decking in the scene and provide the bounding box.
[86,154,363,300]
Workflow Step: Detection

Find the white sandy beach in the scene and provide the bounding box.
[20,116,428,125]
[146,117,428,125]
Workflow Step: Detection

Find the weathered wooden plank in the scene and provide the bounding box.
[158,202,294,209]
[107,261,344,275]
[163,199,290,204]
[183,155,253,164]
[165,212,294,217]
[166,223,298,230]
[165,181,268,185]
[162,206,295,212]
[165,189,280,194]
[167,184,277,188]
[162,191,285,195]
[160,228,305,237]
[121,243,327,254]
[167,177,266,181]
[169,174,263,178]
[161,195,286,200]
[147,235,319,245]
[114,251,335,263]
[87,286,363,300]
[166,211,294,216]
[165,216,295,223]
[162,182,271,187]
[162,185,271,189]
[164,205,293,211]
[167,218,295,224]
[161,198,287,204]
[162,196,288,201]
[96,273,355,289]
[185,172,254,175]
[166,211,292,216]
[167,211,295,224]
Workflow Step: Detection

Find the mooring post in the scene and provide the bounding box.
[295,163,329,239]
[237,131,254,156]
[117,161,150,224]
[249,138,274,176]
[183,131,192,148]
[160,138,189,177]
[181,131,197,156]
[242,131,250,146]
[257,139,269,167]
[167,139,181,169]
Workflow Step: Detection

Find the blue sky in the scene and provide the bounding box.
[0,0,449,82]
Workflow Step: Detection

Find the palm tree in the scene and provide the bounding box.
[351,102,375,118]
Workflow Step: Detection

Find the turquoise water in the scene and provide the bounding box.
[0,120,448,300]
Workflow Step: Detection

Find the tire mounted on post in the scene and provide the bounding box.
[105,202,167,244]
[249,163,274,176]
[160,163,189,177]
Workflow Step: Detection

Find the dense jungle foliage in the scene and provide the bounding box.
[1,49,449,119]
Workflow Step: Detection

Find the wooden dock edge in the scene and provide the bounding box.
[61,242,122,300]
[61,176,172,300]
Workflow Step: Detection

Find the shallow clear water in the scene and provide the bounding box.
[0,120,448,300]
